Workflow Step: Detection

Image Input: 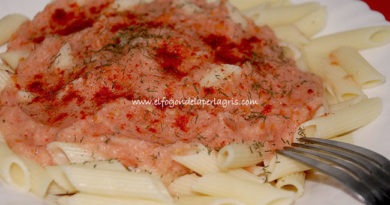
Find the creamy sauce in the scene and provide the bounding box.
[0,0,323,183]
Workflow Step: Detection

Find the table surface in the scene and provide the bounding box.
[362,0,390,20]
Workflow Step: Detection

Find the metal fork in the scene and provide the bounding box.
[277,137,390,205]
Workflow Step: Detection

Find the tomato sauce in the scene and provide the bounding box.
[0,0,324,183]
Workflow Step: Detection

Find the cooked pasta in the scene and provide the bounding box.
[47,142,105,164]
[0,142,31,192]
[331,46,385,88]
[244,2,322,27]
[0,14,29,46]
[275,172,306,197]
[192,172,295,205]
[61,165,173,202]
[265,154,310,182]
[304,26,390,52]
[0,50,30,70]
[168,174,199,197]
[0,69,11,91]
[176,196,246,205]
[216,143,264,170]
[172,145,219,176]
[58,193,169,205]
[295,98,382,139]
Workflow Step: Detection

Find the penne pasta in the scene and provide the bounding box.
[46,182,71,196]
[229,0,291,11]
[22,159,53,197]
[327,95,367,113]
[0,143,31,192]
[293,5,326,37]
[62,166,173,203]
[168,174,199,197]
[0,133,4,144]
[217,143,264,170]
[265,154,310,182]
[267,197,295,205]
[304,26,390,53]
[52,43,74,71]
[57,193,169,205]
[228,0,263,11]
[0,142,52,197]
[0,50,30,69]
[111,0,155,12]
[47,142,105,164]
[172,145,219,175]
[273,25,310,48]
[322,63,365,101]
[295,98,382,139]
[275,172,306,197]
[225,168,266,184]
[199,64,241,88]
[0,69,11,91]
[331,46,385,88]
[331,133,354,144]
[0,14,29,46]
[76,159,127,171]
[46,166,78,195]
[192,172,294,205]
[303,52,365,102]
[245,165,267,176]
[176,196,246,205]
[278,42,308,71]
[244,2,321,27]
[0,63,13,73]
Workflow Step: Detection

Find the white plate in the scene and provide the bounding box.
[0,0,389,204]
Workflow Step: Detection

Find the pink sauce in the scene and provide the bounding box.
[0,0,324,183]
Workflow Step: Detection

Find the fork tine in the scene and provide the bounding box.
[298,137,390,188]
[291,143,371,177]
[277,138,390,205]
[289,143,390,193]
[298,137,390,171]
[277,147,377,205]
[296,138,390,199]
[291,142,390,189]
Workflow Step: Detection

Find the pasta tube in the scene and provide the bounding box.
[62,166,173,203]
[245,2,321,27]
[0,143,31,192]
[0,14,29,45]
[47,142,105,164]
[265,154,310,182]
[295,98,382,139]
[176,196,246,205]
[304,26,390,53]
[168,174,199,197]
[192,172,294,205]
[57,193,169,205]
[217,143,264,169]
[275,172,306,197]
[172,145,219,175]
[0,50,31,69]
[304,52,365,102]
[0,69,11,91]
[331,46,385,88]
[293,5,326,37]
